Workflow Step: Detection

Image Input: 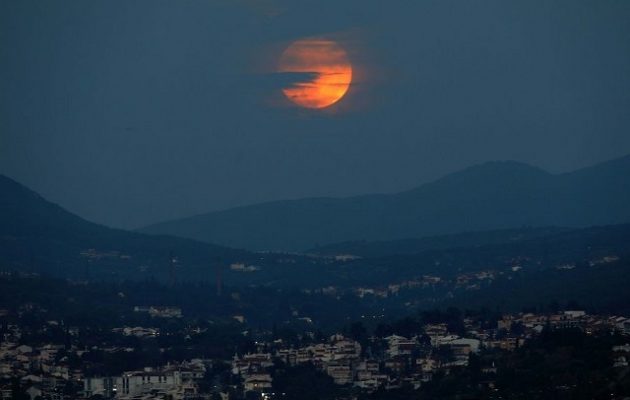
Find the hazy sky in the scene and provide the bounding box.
[2,0,630,229]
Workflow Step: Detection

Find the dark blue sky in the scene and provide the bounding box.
[2,0,630,228]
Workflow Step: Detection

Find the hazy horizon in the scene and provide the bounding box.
[3,153,629,231]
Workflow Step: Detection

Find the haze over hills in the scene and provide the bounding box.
[140,154,630,251]
[2,172,630,307]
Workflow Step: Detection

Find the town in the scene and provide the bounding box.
[1,296,629,400]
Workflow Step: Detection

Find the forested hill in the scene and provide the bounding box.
[0,174,254,281]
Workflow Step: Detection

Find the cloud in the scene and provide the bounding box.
[269,71,321,89]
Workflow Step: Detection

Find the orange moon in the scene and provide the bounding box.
[278,39,352,109]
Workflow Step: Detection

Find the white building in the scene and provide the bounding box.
[84,367,185,398]
[243,374,272,392]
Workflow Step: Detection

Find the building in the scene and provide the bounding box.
[243,374,272,392]
[84,367,182,398]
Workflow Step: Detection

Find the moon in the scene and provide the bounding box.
[278,39,353,109]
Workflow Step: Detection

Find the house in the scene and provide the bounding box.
[16,345,33,354]
[432,334,459,347]
[384,335,416,357]
[232,353,273,376]
[325,361,353,385]
[356,359,379,374]
[243,374,272,392]
[331,338,361,359]
[0,385,13,400]
[354,371,388,391]
[84,376,117,398]
[149,306,182,318]
[85,367,183,398]
[449,338,481,354]
[416,358,437,373]
[20,375,42,384]
[497,317,513,331]
[354,375,380,391]
[25,386,42,400]
[564,310,586,318]
[613,356,628,368]
[384,357,407,374]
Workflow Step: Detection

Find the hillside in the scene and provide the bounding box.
[2,173,630,312]
[140,155,630,251]
[0,174,255,281]
[308,226,571,258]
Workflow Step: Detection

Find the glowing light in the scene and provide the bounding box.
[278,39,352,109]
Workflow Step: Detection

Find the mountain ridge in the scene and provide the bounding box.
[139,154,630,251]
[0,174,253,281]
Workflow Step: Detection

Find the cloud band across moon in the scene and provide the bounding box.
[277,39,353,109]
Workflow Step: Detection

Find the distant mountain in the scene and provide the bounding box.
[140,155,630,251]
[0,174,252,281]
[308,226,572,258]
[2,173,630,310]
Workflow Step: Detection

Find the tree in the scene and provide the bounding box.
[273,364,340,400]
[349,322,368,343]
